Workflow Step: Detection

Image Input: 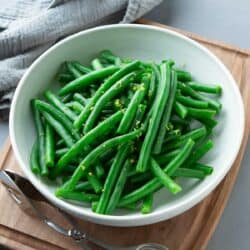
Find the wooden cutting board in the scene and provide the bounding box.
[1,19,250,250]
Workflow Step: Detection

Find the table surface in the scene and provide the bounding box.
[1,1,250,249]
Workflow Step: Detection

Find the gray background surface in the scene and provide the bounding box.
[0,0,249,249]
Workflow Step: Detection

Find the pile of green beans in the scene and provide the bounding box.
[30,50,223,215]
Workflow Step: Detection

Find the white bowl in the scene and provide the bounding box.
[9,24,245,227]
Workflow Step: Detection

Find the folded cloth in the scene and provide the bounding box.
[0,0,162,120]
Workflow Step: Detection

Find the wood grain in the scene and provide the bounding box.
[0,19,250,250]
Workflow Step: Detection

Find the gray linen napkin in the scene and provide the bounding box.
[0,0,162,120]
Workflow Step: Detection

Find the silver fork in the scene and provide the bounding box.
[0,170,168,250]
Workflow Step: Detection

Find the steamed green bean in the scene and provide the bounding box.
[30,50,223,215]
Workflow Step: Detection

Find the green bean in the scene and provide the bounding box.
[56,111,123,173]
[91,58,103,70]
[150,63,160,82]
[57,190,99,203]
[73,93,88,106]
[92,201,98,212]
[168,59,175,67]
[59,66,119,95]
[87,172,102,193]
[101,63,113,68]
[45,90,77,121]
[71,61,92,74]
[185,139,213,167]
[66,101,84,114]
[164,127,206,151]
[61,93,73,103]
[58,73,74,84]
[45,123,55,167]
[174,101,188,119]
[73,60,140,129]
[148,64,159,105]
[175,69,192,82]
[65,101,76,109]
[133,69,148,84]
[119,139,194,206]
[114,104,147,191]
[84,72,135,133]
[30,139,40,174]
[55,148,68,158]
[100,50,122,66]
[127,89,135,102]
[66,62,82,78]
[164,129,181,143]
[56,139,65,147]
[136,62,171,172]
[177,81,221,111]
[42,111,75,148]
[176,94,209,109]
[131,104,147,129]
[31,52,223,215]
[154,69,177,154]
[95,164,105,178]
[193,163,213,175]
[164,139,195,175]
[74,181,93,192]
[172,168,205,179]
[56,128,142,194]
[155,149,180,165]
[150,158,181,194]
[34,100,80,141]
[162,141,183,152]
[141,193,153,214]
[39,136,47,175]
[96,144,129,214]
[180,126,206,141]
[31,100,44,137]
[187,81,222,95]
[31,101,48,176]
[117,73,151,134]
[106,160,130,214]
[187,107,216,120]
